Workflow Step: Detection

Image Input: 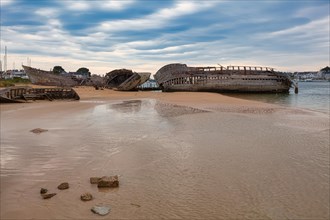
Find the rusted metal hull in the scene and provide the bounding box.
[0,87,80,103]
[154,63,293,93]
[105,69,150,91]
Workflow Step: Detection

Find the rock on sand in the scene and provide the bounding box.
[80,193,93,201]
[42,193,56,199]
[91,205,111,216]
[40,188,48,194]
[30,128,48,134]
[97,175,119,188]
[57,182,69,190]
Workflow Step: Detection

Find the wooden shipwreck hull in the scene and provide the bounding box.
[154,63,296,93]
[105,69,150,91]
[0,87,80,103]
[22,65,105,87]
[23,65,79,87]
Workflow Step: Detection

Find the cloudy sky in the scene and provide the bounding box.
[1,0,329,75]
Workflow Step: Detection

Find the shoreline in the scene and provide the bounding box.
[1,87,329,219]
[1,86,327,121]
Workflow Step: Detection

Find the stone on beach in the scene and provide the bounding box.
[97,175,119,188]
[40,188,48,194]
[80,193,93,201]
[91,205,111,216]
[57,182,69,190]
[90,177,101,184]
[30,128,48,134]
[42,193,56,199]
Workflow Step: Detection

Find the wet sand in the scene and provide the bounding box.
[1,88,329,219]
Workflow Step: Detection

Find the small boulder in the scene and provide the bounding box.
[97,175,119,188]
[30,128,48,134]
[40,188,48,194]
[42,193,56,199]
[81,193,93,201]
[91,205,111,216]
[90,177,101,184]
[57,182,69,190]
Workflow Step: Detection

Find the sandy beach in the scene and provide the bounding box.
[1,87,329,219]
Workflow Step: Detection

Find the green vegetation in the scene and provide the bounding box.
[53,66,65,74]
[0,78,31,87]
[76,67,91,77]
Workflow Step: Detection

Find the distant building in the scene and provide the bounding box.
[1,69,29,79]
[68,71,90,79]
[295,71,319,80]
[319,66,330,80]
[138,79,159,90]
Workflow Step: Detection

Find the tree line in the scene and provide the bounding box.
[53,66,91,77]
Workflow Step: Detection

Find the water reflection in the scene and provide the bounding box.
[110,100,142,113]
[154,101,208,117]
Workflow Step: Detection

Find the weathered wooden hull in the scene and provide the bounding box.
[0,87,80,103]
[0,95,24,103]
[155,63,293,93]
[23,65,79,87]
[163,85,290,93]
[105,69,151,91]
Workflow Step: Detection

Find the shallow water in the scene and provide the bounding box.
[1,100,329,219]
[227,81,330,113]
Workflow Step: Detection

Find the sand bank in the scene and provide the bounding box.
[1,87,329,219]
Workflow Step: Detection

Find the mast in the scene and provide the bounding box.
[4,46,7,72]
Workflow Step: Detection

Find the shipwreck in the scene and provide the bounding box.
[0,86,80,103]
[22,65,104,87]
[154,63,298,93]
[104,69,150,91]
[22,65,150,90]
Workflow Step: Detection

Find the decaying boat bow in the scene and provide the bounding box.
[154,63,297,93]
[105,69,150,91]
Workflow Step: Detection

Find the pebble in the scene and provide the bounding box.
[30,128,48,134]
[57,182,69,190]
[80,193,93,201]
[42,193,56,199]
[40,188,48,194]
[97,175,119,188]
[91,205,111,216]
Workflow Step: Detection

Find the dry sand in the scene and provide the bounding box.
[1,86,329,219]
